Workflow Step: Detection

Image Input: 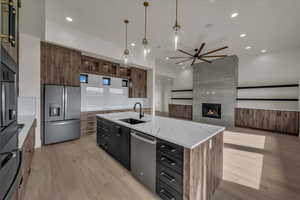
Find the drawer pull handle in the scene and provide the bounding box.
[160,172,176,182]
[160,189,176,200]
[160,144,177,153]
[161,156,176,166]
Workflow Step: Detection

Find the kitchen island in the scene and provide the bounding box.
[96,112,225,200]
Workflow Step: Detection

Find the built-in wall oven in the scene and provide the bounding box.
[0,48,20,200]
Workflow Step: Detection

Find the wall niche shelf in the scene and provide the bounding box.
[237,98,299,102]
[171,89,193,92]
[237,84,299,90]
[171,98,193,100]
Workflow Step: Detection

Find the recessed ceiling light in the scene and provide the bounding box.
[261,49,267,53]
[240,33,247,38]
[231,12,239,18]
[179,63,183,65]
[66,17,73,22]
[168,78,171,81]
[205,24,213,29]
[131,43,136,47]
[166,57,170,60]
[245,46,252,50]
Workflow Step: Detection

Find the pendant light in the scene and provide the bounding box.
[142,1,151,58]
[122,19,130,65]
[172,0,182,50]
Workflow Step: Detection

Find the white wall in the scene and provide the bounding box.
[19,33,41,148]
[238,48,300,110]
[155,77,173,112]
[20,0,45,39]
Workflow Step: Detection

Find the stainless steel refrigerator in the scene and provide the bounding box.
[43,85,81,145]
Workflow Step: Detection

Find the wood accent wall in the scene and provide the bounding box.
[184,132,223,200]
[81,108,152,137]
[235,108,299,136]
[169,104,193,120]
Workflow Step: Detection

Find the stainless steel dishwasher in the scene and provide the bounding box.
[131,130,157,192]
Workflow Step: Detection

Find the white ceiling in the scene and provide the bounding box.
[46,0,300,64]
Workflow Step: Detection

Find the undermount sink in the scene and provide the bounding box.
[119,118,146,125]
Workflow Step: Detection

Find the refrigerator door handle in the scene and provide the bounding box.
[64,86,68,120]
[2,84,6,123]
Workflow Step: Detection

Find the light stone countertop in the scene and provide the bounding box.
[96,112,225,149]
[81,106,150,112]
[18,115,36,149]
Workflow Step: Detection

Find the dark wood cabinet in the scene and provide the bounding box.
[129,67,147,98]
[235,108,299,135]
[97,117,131,170]
[168,104,193,120]
[117,66,131,78]
[16,120,36,200]
[41,42,81,86]
[1,0,20,64]
[156,139,184,200]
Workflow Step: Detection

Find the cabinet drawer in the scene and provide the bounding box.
[157,164,183,194]
[156,179,183,200]
[158,154,183,175]
[158,140,183,160]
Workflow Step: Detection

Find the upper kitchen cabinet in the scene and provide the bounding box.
[129,67,147,98]
[116,65,131,79]
[81,56,100,74]
[1,0,20,64]
[41,42,81,86]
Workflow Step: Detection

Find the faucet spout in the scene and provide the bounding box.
[134,102,144,119]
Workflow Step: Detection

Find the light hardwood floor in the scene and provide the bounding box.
[24,128,300,200]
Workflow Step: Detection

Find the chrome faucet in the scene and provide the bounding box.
[134,102,144,119]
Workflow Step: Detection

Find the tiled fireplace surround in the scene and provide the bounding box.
[193,56,239,127]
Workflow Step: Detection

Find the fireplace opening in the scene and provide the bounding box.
[202,103,221,119]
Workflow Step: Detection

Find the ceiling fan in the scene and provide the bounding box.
[169,43,229,65]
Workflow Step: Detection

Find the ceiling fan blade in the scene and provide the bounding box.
[168,56,191,59]
[191,58,197,66]
[178,49,194,57]
[199,58,212,63]
[196,43,206,56]
[202,55,228,58]
[200,46,228,57]
[175,58,193,65]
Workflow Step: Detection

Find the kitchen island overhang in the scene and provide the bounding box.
[96,112,224,200]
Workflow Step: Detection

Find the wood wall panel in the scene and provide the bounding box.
[184,132,223,200]
[169,104,193,120]
[235,108,299,135]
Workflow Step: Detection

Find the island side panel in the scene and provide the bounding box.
[183,132,224,200]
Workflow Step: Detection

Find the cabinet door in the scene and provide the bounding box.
[41,42,81,86]
[64,50,81,86]
[119,126,131,170]
[129,67,147,98]
[1,0,19,63]
[41,42,65,85]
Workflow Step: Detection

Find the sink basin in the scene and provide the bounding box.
[119,118,146,125]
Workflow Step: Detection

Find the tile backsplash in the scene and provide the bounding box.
[81,74,149,111]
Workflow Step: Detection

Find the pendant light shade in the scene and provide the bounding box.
[172,0,182,50]
[142,1,150,59]
[122,19,130,65]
